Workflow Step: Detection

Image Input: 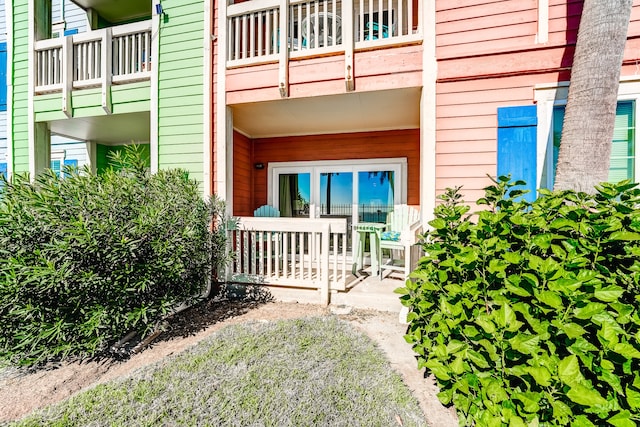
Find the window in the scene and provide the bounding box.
[550,101,635,186]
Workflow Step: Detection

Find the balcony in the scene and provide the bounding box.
[226,0,422,68]
[34,20,152,96]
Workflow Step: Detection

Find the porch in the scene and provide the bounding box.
[225,216,420,312]
[225,0,423,97]
[34,20,152,104]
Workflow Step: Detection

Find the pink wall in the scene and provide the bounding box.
[435,0,640,203]
[226,45,423,104]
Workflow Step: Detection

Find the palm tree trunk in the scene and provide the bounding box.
[554,0,633,192]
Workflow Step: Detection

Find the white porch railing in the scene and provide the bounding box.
[34,20,152,94]
[226,0,422,67]
[226,217,349,305]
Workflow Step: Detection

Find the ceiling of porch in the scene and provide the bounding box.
[231,87,422,138]
[49,112,150,145]
[70,0,150,24]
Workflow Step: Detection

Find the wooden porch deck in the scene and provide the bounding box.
[259,264,407,313]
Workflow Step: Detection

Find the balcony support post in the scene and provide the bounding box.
[101,28,112,114]
[343,0,354,92]
[61,35,73,117]
[278,0,289,98]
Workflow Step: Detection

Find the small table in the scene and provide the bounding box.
[352,222,386,278]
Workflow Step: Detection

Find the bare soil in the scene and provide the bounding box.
[0,299,458,426]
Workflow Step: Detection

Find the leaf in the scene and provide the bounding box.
[609,231,640,241]
[495,303,517,329]
[626,386,640,410]
[526,366,552,387]
[467,350,490,369]
[594,285,625,303]
[574,303,607,319]
[533,233,553,249]
[509,333,540,356]
[608,410,635,427]
[558,355,582,387]
[512,391,541,413]
[566,384,608,407]
[613,343,640,359]
[536,290,563,309]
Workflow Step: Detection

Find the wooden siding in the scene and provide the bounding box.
[11,0,29,173]
[435,1,640,204]
[226,45,423,104]
[243,129,420,214]
[233,131,252,216]
[0,0,6,42]
[33,81,151,121]
[157,0,205,186]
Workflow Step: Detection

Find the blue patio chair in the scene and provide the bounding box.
[254,205,280,217]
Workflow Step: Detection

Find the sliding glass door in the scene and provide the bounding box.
[270,159,406,229]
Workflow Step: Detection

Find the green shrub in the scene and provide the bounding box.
[0,146,230,366]
[398,177,640,426]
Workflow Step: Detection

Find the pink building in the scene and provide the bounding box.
[211,0,640,305]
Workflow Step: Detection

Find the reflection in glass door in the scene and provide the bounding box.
[278,173,310,217]
[319,172,353,218]
[358,171,395,223]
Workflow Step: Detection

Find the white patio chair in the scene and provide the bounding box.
[301,12,342,49]
[379,205,422,280]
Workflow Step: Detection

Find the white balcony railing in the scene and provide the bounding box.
[226,217,349,305]
[34,20,152,94]
[226,0,422,67]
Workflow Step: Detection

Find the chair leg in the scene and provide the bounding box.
[403,245,411,281]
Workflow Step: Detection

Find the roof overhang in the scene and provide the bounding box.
[231,87,422,138]
[69,0,150,24]
[49,112,150,145]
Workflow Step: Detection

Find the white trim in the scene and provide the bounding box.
[28,0,35,178]
[536,0,549,44]
[203,0,212,197]
[534,77,640,188]
[6,0,13,178]
[268,157,408,220]
[217,0,230,207]
[421,0,436,225]
[150,0,159,173]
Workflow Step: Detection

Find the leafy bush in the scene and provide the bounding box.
[398,177,640,426]
[0,146,230,366]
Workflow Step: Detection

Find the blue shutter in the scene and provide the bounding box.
[497,105,537,202]
[0,42,7,112]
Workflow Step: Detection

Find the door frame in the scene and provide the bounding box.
[268,157,408,223]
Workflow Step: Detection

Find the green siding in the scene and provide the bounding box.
[33,81,151,120]
[157,0,205,186]
[11,1,30,173]
[96,144,151,173]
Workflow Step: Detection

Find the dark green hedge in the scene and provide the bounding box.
[0,146,230,366]
[398,178,640,426]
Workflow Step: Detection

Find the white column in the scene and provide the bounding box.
[202,0,213,197]
[150,0,160,173]
[420,0,436,225]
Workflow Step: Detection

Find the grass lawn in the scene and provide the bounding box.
[11,317,427,426]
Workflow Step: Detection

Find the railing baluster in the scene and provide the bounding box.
[408,0,413,34]
[258,11,264,57]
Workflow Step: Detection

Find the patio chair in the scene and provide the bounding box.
[254,205,280,217]
[379,205,422,280]
[301,12,342,49]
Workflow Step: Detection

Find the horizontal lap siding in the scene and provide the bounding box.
[11,1,29,173]
[437,0,538,59]
[436,1,640,205]
[248,130,419,213]
[157,0,205,186]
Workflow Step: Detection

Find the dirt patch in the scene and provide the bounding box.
[0,298,457,426]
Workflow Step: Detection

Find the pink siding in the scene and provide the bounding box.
[435,0,640,204]
[226,45,423,104]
